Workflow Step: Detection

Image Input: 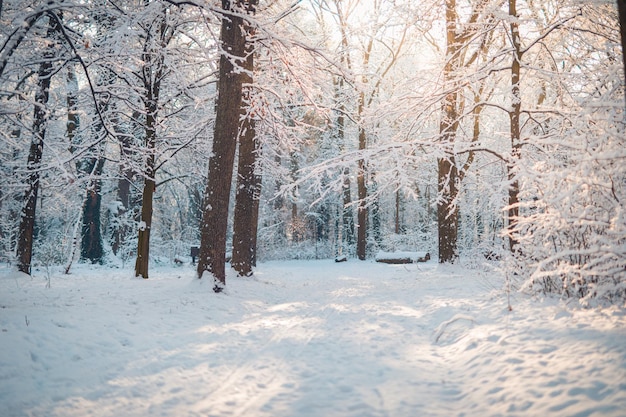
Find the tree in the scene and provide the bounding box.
[231,0,260,277]
[134,4,173,279]
[437,0,462,264]
[197,0,252,290]
[314,0,412,260]
[504,1,626,304]
[63,62,106,270]
[16,13,60,274]
[437,0,494,263]
[129,2,214,278]
[619,0,626,98]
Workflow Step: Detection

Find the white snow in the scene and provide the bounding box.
[1,260,625,417]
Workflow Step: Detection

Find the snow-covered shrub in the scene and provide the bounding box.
[513,109,626,306]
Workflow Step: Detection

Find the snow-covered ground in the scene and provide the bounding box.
[1,259,625,417]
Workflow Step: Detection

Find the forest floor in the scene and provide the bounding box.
[1,259,625,417]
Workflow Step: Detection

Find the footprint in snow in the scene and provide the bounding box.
[433,314,476,346]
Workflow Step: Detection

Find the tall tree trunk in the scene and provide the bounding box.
[618,0,626,106]
[135,103,158,278]
[356,95,368,260]
[355,30,375,261]
[289,152,301,242]
[342,168,355,248]
[79,103,107,264]
[395,189,401,234]
[291,200,300,242]
[231,16,260,276]
[339,85,354,250]
[67,64,79,152]
[64,64,81,274]
[336,10,354,255]
[508,0,522,252]
[80,158,105,263]
[437,0,460,264]
[437,157,459,263]
[197,0,249,290]
[134,9,169,279]
[16,15,58,274]
[370,173,381,245]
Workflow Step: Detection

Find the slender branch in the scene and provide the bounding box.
[47,11,117,140]
[520,8,582,55]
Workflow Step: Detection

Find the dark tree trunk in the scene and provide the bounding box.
[187,184,203,239]
[231,116,261,276]
[508,0,522,252]
[370,175,381,245]
[395,189,401,235]
[197,0,250,290]
[231,30,261,276]
[356,89,368,260]
[356,140,367,259]
[335,75,354,254]
[64,63,82,274]
[618,0,626,103]
[342,168,355,247]
[356,159,368,261]
[80,158,105,263]
[438,157,459,263]
[67,65,79,153]
[16,15,58,274]
[135,107,158,278]
[78,103,106,264]
[317,200,330,243]
[437,0,460,264]
[134,10,169,279]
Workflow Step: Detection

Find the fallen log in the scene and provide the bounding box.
[375,251,430,264]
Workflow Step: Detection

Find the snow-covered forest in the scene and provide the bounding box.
[1,1,625,296]
[1,1,626,415]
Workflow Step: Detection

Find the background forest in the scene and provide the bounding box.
[0,0,624,304]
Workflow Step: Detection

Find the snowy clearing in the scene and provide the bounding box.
[1,260,625,417]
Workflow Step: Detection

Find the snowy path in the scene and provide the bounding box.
[1,260,625,416]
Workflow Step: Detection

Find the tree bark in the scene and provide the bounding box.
[80,158,105,263]
[339,91,354,252]
[231,25,261,276]
[395,189,401,235]
[79,93,106,264]
[16,15,58,274]
[370,174,381,245]
[64,64,81,274]
[355,34,374,261]
[197,0,250,290]
[341,168,355,248]
[134,103,158,278]
[356,119,368,260]
[508,0,522,252]
[618,0,626,105]
[437,0,460,264]
[134,10,169,278]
